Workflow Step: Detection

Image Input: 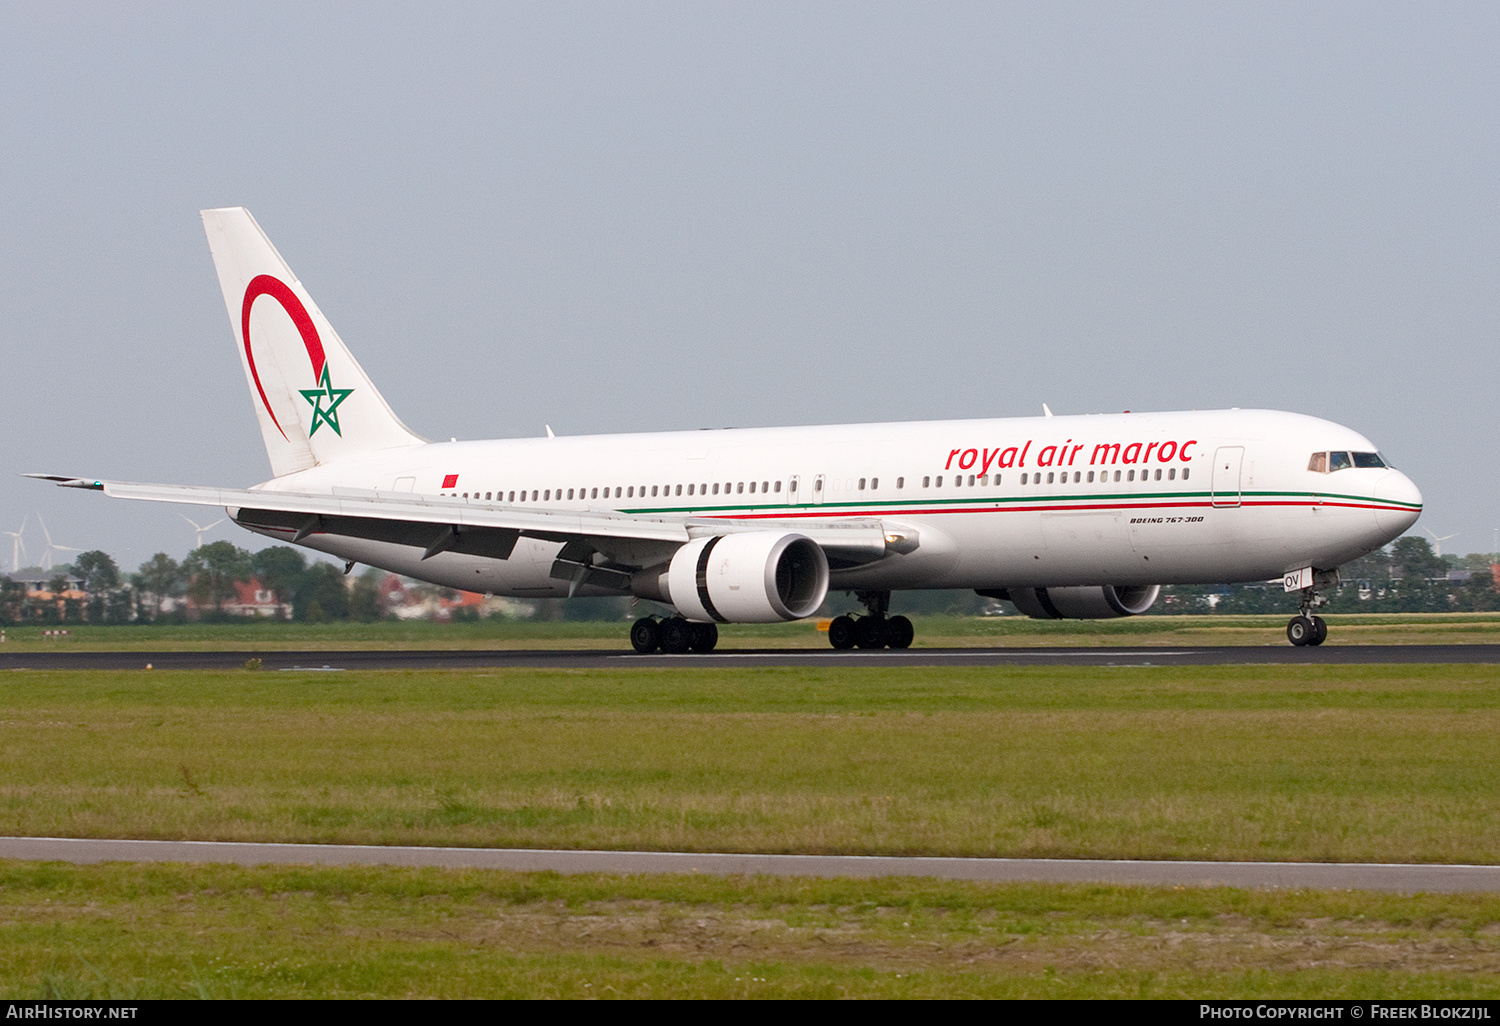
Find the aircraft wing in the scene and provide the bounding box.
[24,475,899,570]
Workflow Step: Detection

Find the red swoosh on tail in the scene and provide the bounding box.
[241,274,327,441]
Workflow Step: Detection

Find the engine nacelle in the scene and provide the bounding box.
[643,532,830,623]
[989,585,1161,619]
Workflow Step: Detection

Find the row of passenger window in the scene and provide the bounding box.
[463,480,786,503]
[922,467,1190,487]
[458,465,1192,504]
[1020,467,1188,484]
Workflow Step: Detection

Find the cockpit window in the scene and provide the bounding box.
[1309,450,1389,473]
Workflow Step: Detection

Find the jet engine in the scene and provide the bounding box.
[982,585,1161,619]
[634,532,830,623]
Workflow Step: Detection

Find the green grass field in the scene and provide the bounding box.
[6,610,1500,650]
[4,661,1498,998]
[3,664,1498,861]
[7,863,1500,999]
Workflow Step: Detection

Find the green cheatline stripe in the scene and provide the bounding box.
[611,488,1418,518]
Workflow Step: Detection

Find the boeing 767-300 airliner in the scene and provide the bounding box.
[30,208,1423,649]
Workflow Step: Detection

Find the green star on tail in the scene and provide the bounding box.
[300,365,354,437]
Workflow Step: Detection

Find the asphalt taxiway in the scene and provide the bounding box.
[2,836,1496,893]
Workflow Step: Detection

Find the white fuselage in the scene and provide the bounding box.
[244,408,1423,602]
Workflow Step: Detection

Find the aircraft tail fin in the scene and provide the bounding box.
[201,207,424,478]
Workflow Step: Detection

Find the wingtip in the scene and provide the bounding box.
[22,474,103,490]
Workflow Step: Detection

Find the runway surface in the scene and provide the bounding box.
[3,836,1497,893]
[1,644,1498,670]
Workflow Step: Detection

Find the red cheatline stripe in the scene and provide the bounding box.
[702,498,1413,521]
[246,495,1417,536]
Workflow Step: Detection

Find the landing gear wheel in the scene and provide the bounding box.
[1286,615,1313,647]
[828,615,857,650]
[659,617,693,654]
[689,622,719,653]
[856,616,888,649]
[886,615,914,650]
[629,617,661,654]
[1308,615,1327,646]
[1287,573,1334,648]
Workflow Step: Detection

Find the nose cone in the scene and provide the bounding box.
[1373,471,1423,539]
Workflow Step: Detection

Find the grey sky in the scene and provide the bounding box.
[2,2,1496,572]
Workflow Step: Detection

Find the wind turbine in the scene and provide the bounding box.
[1425,528,1458,558]
[3,516,27,573]
[34,513,81,571]
[181,514,224,550]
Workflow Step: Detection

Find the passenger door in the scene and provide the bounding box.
[1211,447,1244,508]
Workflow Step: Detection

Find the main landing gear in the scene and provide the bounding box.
[827,591,914,651]
[630,616,718,654]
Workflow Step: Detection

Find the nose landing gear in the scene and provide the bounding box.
[1286,571,1337,646]
[1286,613,1327,647]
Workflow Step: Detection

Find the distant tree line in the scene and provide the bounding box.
[3,532,1493,625]
[0,543,384,625]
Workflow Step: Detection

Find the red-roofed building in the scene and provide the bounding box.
[219,579,288,619]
